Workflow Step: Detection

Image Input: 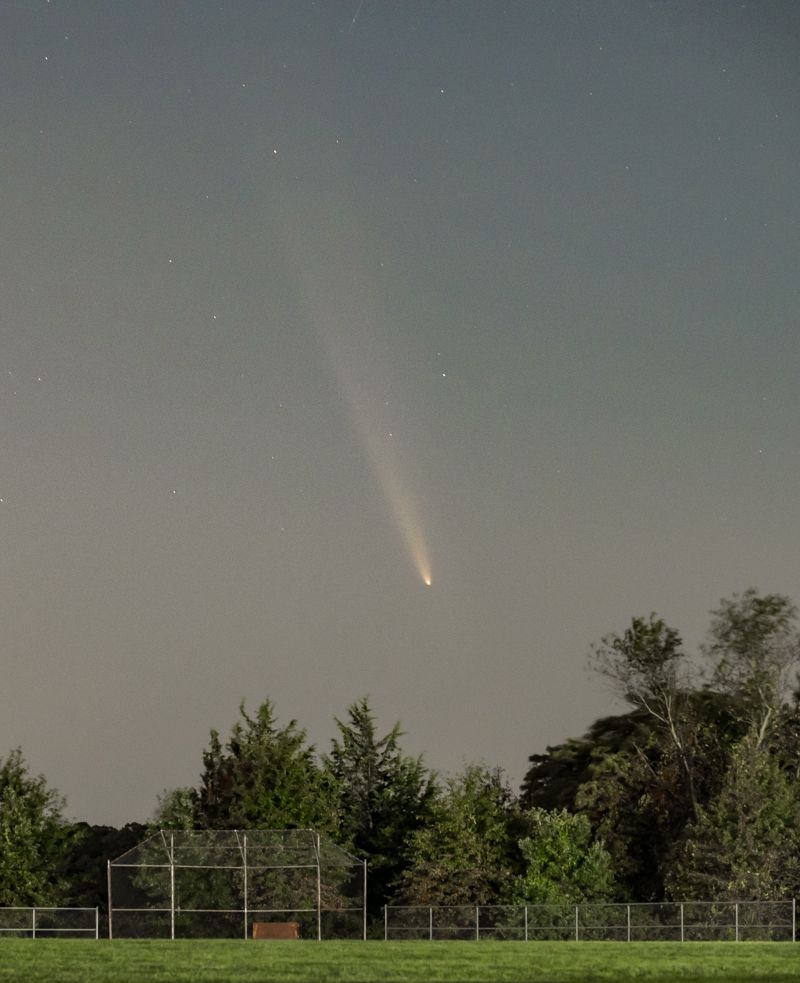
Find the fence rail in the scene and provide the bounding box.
[0,907,99,939]
[385,901,797,943]
[2,901,794,943]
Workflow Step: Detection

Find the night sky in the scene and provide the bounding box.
[3,1,799,826]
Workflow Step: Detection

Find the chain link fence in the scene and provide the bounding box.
[385,901,797,942]
[108,829,366,940]
[0,907,99,939]
[1,901,794,943]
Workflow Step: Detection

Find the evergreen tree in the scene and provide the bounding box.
[666,734,800,901]
[195,700,334,831]
[325,697,435,917]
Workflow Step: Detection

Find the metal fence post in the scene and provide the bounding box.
[575,905,579,942]
[107,860,113,940]
[32,908,36,940]
[169,833,175,941]
[735,902,739,943]
[363,860,368,942]
[429,906,433,942]
[524,905,528,943]
[95,906,99,941]
[384,905,388,942]
[627,904,631,942]
[476,905,480,942]
[793,898,796,943]
[243,833,248,941]
[316,833,322,942]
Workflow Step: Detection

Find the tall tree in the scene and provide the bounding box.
[591,614,699,815]
[195,700,334,831]
[0,748,67,905]
[324,697,436,916]
[704,589,800,749]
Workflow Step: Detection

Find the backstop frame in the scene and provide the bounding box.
[108,828,366,941]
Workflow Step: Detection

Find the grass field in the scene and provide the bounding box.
[0,940,798,983]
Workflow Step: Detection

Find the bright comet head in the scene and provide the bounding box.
[423,575,432,587]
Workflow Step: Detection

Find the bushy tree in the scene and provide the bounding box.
[667,734,800,900]
[152,787,197,830]
[511,808,616,904]
[396,764,520,906]
[0,748,67,905]
[573,747,669,901]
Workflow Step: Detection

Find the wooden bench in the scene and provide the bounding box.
[252,921,300,940]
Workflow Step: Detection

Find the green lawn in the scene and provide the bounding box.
[0,940,797,982]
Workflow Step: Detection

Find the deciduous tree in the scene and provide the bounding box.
[591,615,699,814]
[704,590,800,749]
[511,807,616,904]
[396,764,519,906]
[0,748,67,905]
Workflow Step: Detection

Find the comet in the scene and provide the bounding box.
[284,214,434,586]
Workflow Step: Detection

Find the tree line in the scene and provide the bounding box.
[3,588,800,923]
